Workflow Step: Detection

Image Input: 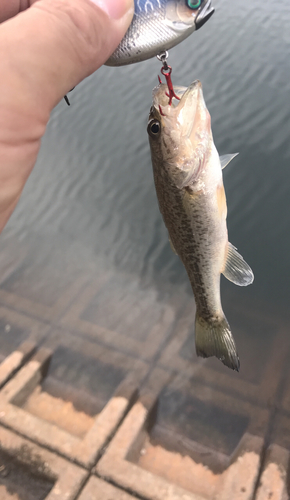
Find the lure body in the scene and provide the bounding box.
[106,0,214,66]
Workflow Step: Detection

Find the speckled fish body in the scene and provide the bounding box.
[147,81,254,370]
[106,0,215,66]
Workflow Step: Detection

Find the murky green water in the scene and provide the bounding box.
[2,0,290,365]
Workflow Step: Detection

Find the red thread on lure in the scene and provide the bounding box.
[159,104,166,116]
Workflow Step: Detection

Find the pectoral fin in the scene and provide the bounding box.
[220,153,239,170]
[222,242,254,286]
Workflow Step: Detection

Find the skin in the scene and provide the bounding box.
[0,0,134,232]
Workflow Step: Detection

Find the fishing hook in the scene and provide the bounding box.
[64,95,71,106]
[161,67,181,106]
[157,51,180,106]
[64,87,75,106]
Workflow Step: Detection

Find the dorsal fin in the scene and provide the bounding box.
[222,242,254,286]
[220,153,239,170]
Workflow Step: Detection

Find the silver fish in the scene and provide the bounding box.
[147,80,254,371]
[106,0,215,66]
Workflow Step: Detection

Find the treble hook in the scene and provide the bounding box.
[161,67,180,106]
[157,51,180,106]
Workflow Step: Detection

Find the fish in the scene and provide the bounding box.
[147,80,254,371]
[106,0,215,66]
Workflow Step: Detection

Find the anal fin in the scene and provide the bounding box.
[222,242,254,286]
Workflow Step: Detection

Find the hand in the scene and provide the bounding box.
[0,0,133,232]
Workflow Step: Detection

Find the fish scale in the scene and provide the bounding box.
[153,162,221,319]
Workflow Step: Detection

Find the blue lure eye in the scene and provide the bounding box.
[186,0,202,9]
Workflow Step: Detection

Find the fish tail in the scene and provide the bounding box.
[195,313,240,371]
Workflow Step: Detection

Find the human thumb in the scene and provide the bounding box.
[0,0,134,116]
[0,0,133,231]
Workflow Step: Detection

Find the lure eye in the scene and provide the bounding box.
[147,120,161,138]
[186,0,202,9]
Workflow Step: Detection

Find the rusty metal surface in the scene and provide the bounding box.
[0,234,289,499]
[255,444,289,500]
[0,425,87,500]
[78,476,138,500]
[0,341,36,389]
[0,346,142,468]
[96,367,268,500]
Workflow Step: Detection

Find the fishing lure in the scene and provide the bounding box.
[65,1,214,104]
[106,0,215,66]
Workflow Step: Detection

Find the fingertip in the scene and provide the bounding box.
[90,0,134,21]
[0,0,135,115]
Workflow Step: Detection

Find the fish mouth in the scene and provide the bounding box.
[195,0,215,31]
[153,80,210,139]
[175,80,203,128]
[175,80,211,141]
[157,80,203,110]
[178,79,203,105]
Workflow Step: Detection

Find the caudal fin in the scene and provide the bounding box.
[195,314,240,371]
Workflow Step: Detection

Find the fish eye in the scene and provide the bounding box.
[186,0,202,9]
[147,120,161,138]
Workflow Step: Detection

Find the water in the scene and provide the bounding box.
[1,0,290,463]
[4,0,290,314]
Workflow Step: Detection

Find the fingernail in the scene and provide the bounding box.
[91,0,133,20]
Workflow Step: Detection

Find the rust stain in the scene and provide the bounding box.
[22,386,95,438]
[138,439,220,498]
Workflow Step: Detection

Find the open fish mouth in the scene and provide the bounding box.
[153,80,202,110]
[176,79,202,107]
[195,0,215,30]
[175,80,209,139]
[151,80,210,150]
[153,80,204,124]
